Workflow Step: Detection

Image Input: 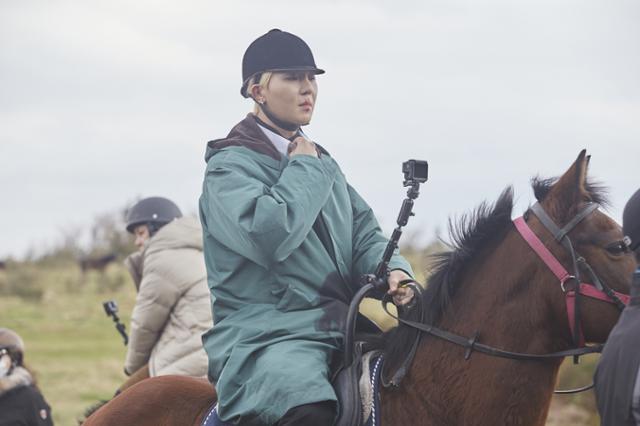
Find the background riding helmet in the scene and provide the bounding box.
[240,28,325,98]
[0,328,25,368]
[623,188,640,252]
[125,197,182,236]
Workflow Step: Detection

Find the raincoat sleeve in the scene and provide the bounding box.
[348,184,413,282]
[124,260,181,375]
[201,151,338,268]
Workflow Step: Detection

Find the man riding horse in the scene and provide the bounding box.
[198,29,415,425]
[118,197,212,392]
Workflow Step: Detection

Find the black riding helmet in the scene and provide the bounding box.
[0,328,25,367]
[623,188,640,252]
[125,197,182,235]
[240,29,325,98]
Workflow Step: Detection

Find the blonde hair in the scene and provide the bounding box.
[246,72,273,114]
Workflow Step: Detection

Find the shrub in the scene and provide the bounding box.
[0,266,44,302]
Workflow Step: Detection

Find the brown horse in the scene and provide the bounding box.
[84,151,637,426]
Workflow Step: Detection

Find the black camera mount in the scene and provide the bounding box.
[103,300,129,346]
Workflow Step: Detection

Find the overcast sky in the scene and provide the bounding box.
[1,0,639,258]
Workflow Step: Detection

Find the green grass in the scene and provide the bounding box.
[0,264,136,425]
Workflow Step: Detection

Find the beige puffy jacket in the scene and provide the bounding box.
[124,216,212,377]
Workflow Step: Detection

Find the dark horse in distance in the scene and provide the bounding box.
[84,151,637,426]
[78,253,117,274]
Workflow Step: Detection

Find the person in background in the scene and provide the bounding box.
[118,196,212,393]
[594,188,640,426]
[0,328,53,426]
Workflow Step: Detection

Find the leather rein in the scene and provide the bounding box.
[379,202,630,394]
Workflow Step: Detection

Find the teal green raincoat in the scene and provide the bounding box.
[199,115,412,425]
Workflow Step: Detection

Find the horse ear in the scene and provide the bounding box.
[545,150,590,221]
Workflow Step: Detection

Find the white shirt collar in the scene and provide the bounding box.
[256,123,309,157]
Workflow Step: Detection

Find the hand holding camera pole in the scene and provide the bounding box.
[103,300,129,346]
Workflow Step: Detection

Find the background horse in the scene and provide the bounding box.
[78,253,117,274]
[84,150,637,426]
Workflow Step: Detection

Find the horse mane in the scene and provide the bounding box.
[383,187,514,377]
[421,186,515,325]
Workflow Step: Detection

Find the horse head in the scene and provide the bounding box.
[529,149,637,345]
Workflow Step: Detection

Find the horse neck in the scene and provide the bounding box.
[381,230,567,426]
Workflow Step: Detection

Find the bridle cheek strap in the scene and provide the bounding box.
[562,291,584,346]
[513,217,572,282]
[513,217,629,347]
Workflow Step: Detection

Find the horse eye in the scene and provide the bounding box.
[605,241,629,255]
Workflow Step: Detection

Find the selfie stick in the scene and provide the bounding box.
[343,159,428,366]
[367,159,429,290]
[103,300,129,346]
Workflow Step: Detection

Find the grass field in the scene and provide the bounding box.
[1,262,136,425]
[0,257,601,425]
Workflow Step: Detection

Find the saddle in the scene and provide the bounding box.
[332,315,385,426]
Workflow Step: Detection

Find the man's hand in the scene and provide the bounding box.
[288,136,319,158]
[387,269,415,306]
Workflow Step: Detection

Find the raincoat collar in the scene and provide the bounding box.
[205,114,329,166]
[205,114,282,162]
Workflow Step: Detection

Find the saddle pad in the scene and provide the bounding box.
[360,352,384,426]
[201,404,232,426]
